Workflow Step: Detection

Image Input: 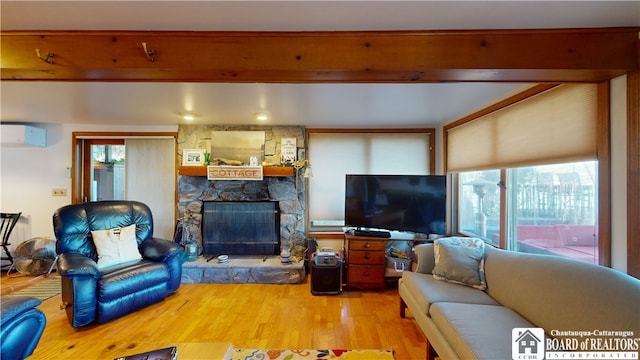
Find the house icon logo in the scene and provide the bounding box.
[512,328,545,360]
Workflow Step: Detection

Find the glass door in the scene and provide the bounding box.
[82,139,125,202]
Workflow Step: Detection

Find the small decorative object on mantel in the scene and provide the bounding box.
[182,149,206,166]
[280,248,291,264]
[293,159,313,178]
[211,157,244,166]
[280,137,297,165]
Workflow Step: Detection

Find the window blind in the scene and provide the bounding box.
[308,132,430,223]
[446,84,598,172]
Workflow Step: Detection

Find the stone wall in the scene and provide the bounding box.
[177,125,307,256]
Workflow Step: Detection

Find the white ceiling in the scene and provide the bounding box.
[1,1,638,128]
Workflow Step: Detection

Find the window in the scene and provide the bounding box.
[84,140,125,201]
[508,161,598,264]
[307,130,434,233]
[457,169,501,247]
[446,83,609,265]
[457,161,599,264]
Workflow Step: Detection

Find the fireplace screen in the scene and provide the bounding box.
[202,201,280,256]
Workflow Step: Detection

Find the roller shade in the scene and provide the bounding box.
[446,84,598,172]
[308,132,431,223]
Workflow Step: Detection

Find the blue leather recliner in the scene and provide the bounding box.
[53,201,184,327]
[0,296,46,360]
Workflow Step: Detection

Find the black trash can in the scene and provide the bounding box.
[310,252,342,295]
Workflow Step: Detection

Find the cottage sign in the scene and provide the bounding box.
[207,166,263,181]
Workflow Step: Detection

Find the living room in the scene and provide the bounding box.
[1,2,639,359]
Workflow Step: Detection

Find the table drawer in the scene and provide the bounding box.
[348,265,385,283]
[348,240,387,251]
[348,250,385,265]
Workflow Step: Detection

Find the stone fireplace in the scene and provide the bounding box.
[177,125,307,284]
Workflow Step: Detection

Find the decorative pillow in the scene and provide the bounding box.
[432,237,487,290]
[91,224,142,269]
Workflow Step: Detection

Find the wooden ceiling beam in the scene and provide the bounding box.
[1,28,638,83]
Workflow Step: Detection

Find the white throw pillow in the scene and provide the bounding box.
[91,224,142,269]
[432,237,487,290]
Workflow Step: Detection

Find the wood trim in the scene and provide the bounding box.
[443,126,449,176]
[597,81,611,267]
[307,232,345,240]
[71,137,81,204]
[2,28,638,82]
[72,131,177,138]
[628,71,640,278]
[499,169,507,250]
[306,128,433,133]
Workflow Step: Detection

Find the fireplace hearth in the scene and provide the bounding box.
[181,255,305,284]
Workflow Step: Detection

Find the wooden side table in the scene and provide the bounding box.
[344,233,388,290]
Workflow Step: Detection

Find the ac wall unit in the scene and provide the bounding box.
[0,124,47,147]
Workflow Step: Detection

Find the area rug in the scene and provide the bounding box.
[3,276,61,301]
[229,348,394,360]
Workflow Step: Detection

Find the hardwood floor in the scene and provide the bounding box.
[2,273,427,359]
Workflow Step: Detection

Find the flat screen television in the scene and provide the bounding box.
[345,174,447,235]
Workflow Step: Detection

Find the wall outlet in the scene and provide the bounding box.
[51,188,67,196]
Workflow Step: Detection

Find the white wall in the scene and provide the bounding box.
[610,75,628,272]
[0,123,177,258]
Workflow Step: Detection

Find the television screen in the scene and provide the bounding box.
[345,174,446,235]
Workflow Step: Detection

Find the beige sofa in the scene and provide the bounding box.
[399,242,640,360]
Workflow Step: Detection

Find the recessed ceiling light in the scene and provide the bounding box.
[254,111,271,121]
[180,111,198,121]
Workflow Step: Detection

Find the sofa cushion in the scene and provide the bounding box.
[401,271,498,315]
[91,224,142,269]
[97,261,170,324]
[430,302,535,360]
[433,237,487,290]
[99,260,169,302]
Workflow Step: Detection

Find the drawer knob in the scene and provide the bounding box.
[364,243,371,248]
[364,254,370,259]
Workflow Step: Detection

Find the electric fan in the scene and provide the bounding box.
[7,237,57,277]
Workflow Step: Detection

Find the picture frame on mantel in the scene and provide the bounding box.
[280,137,297,165]
[182,149,206,166]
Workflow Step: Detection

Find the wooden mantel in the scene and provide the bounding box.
[1,28,638,83]
[179,166,293,177]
